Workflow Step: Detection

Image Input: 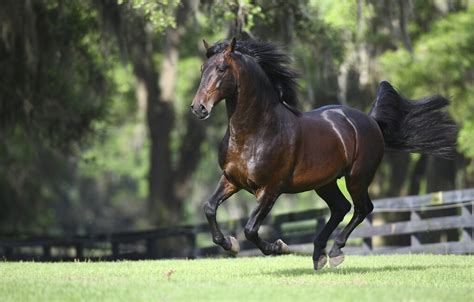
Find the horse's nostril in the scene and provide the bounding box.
[199,104,208,114]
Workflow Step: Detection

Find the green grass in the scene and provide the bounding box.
[1,255,472,301]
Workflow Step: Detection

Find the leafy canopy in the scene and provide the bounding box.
[380,6,474,157]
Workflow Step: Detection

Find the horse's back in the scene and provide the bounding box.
[304,105,383,143]
[293,104,384,187]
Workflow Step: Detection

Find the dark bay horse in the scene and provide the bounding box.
[190,38,457,270]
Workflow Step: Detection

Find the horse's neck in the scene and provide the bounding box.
[226,63,287,137]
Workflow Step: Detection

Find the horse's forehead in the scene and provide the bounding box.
[206,53,225,65]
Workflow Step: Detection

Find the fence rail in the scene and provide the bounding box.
[1,189,473,261]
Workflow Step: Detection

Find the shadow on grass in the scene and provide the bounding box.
[263,264,454,277]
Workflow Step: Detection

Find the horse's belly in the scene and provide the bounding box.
[285,142,348,192]
[282,114,353,193]
[284,169,343,193]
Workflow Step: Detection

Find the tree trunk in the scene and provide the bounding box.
[385,152,411,197]
[398,0,413,54]
[97,1,179,226]
[426,157,456,192]
[408,155,427,195]
[373,152,411,247]
[120,14,175,226]
[420,157,458,244]
[151,0,204,225]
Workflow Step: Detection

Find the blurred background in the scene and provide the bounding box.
[1,0,473,238]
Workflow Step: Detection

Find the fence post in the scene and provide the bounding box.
[146,238,156,258]
[43,245,51,260]
[188,232,197,259]
[410,210,422,247]
[112,242,120,259]
[461,203,472,243]
[75,243,84,260]
[5,246,13,260]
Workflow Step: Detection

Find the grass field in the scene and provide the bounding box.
[0,255,472,301]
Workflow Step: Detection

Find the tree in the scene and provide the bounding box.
[0,0,114,234]
[1,0,472,238]
[380,4,474,187]
[96,0,211,227]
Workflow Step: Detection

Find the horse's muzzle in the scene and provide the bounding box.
[190,104,210,120]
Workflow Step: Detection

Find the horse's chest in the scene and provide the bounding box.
[220,141,282,191]
[224,149,260,181]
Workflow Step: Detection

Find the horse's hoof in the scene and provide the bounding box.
[228,236,240,254]
[329,253,345,268]
[275,239,290,254]
[314,254,327,270]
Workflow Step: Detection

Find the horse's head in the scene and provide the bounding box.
[191,38,238,120]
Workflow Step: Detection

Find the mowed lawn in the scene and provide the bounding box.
[0,255,472,302]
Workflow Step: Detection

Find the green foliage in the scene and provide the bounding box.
[459,120,474,158]
[379,6,474,157]
[80,123,150,200]
[0,0,116,233]
[201,0,264,36]
[119,0,179,31]
[0,1,108,150]
[232,0,264,33]
[311,0,359,34]
[80,63,141,171]
[0,255,472,302]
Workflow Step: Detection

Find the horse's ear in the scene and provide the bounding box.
[203,39,210,50]
[229,37,237,52]
[224,37,237,58]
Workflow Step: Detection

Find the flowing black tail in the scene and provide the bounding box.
[369,81,458,158]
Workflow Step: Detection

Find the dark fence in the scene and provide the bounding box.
[1,189,472,261]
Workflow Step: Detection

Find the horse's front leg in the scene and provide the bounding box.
[204,175,240,253]
[244,191,290,255]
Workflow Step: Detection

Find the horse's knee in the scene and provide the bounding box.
[339,200,352,215]
[366,202,374,214]
[244,226,258,241]
[358,206,373,218]
[332,199,351,220]
[203,202,214,218]
[356,201,373,217]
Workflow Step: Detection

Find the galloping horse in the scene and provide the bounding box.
[190,38,457,270]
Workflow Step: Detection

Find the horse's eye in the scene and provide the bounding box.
[216,64,226,73]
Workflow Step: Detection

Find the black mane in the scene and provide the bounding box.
[206,39,300,112]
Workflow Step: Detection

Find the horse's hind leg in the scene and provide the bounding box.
[328,177,374,267]
[313,181,351,270]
